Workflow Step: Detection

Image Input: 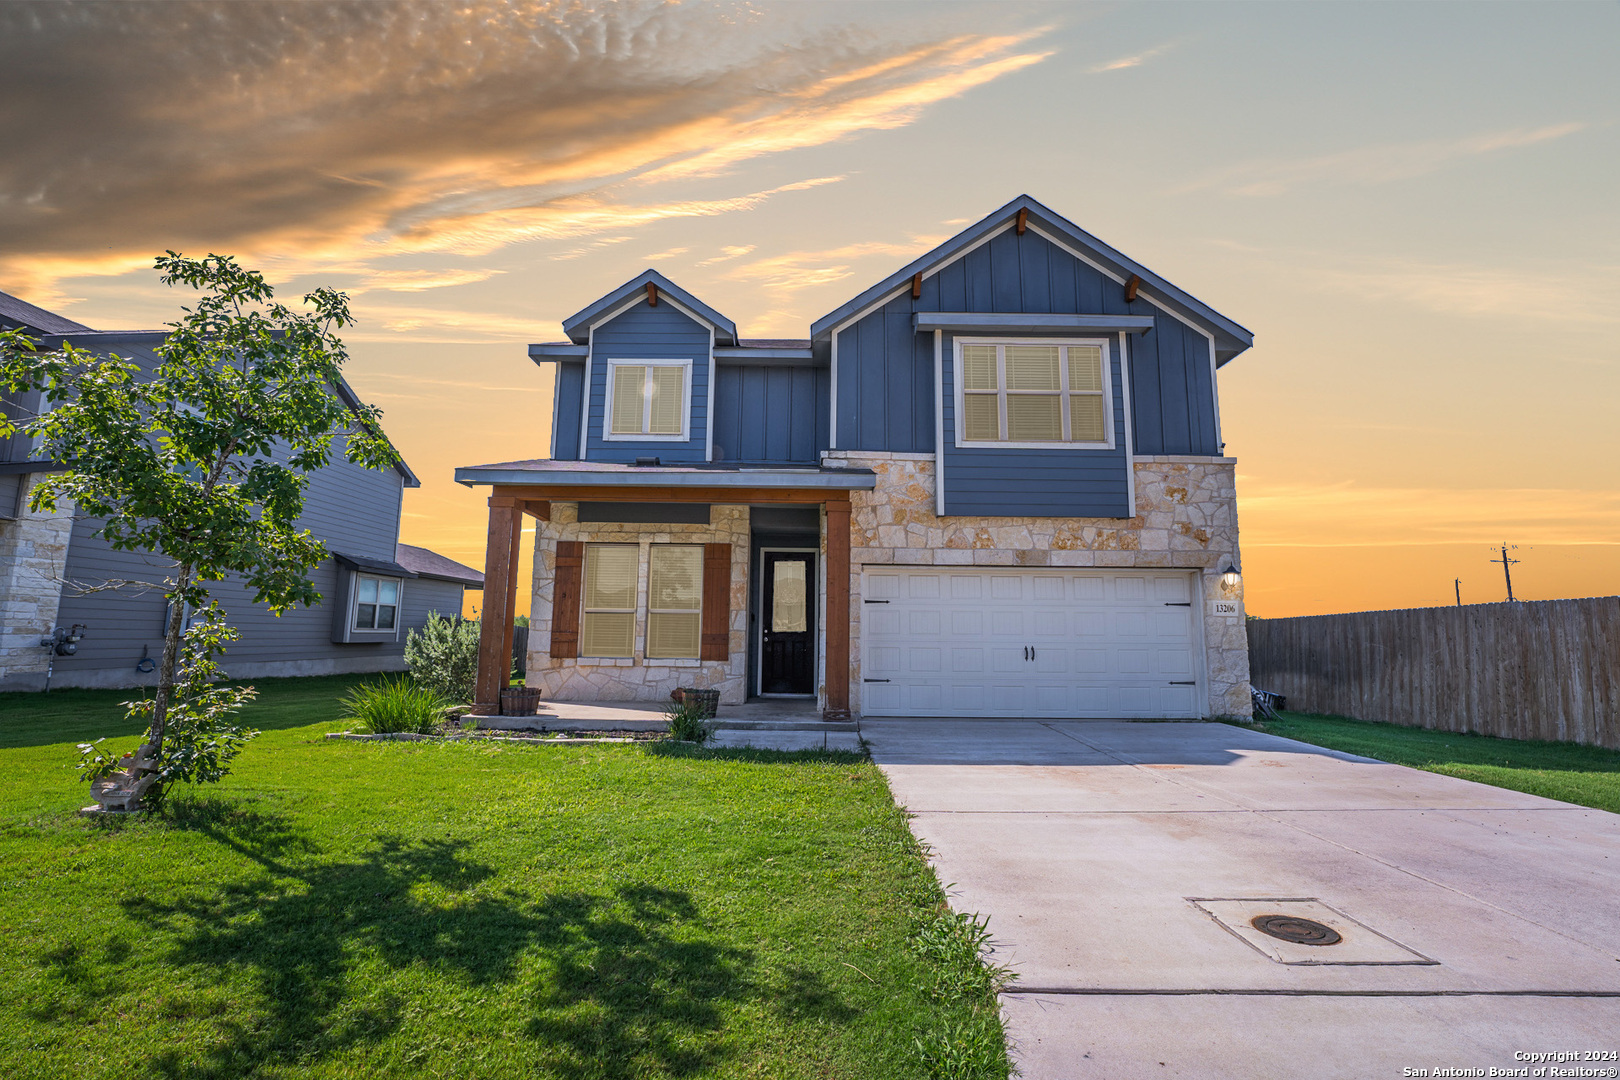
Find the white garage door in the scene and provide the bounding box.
[861,569,1204,719]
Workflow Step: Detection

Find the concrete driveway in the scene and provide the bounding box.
[863,719,1620,1079]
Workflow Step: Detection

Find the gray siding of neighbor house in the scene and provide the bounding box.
[585,300,710,463]
[828,228,1221,515]
[37,336,455,688]
[710,364,829,464]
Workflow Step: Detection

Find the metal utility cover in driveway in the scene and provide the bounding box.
[1188,897,1437,965]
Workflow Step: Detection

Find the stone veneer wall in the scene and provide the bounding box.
[826,450,1252,718]
[525,502,751,703]
[0,482,73,691]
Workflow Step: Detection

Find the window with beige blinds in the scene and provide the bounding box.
[581,543,638,657]
[955,340,1111,445]
[646,545,703,658]
[606,361,689,438]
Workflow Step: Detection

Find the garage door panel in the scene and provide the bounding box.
[861,568,1205,719]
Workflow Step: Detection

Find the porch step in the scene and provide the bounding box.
[477,716,859,734]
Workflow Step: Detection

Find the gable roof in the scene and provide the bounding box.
[559,269,738,346]
[809,195,1255,365]
[0,288,96,335]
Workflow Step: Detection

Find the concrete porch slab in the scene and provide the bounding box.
[479,697,854,732]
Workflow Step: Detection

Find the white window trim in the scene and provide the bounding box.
[351,573,404,634]
[951,336,1116,451]
[602,358,693,442]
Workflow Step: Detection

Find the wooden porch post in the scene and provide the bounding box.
[823,499,852,721]
[473,496,521,714]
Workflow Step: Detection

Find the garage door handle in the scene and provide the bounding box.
[864,678,890,683]
[1164,602,1191,607]
[864,599,890,604]
[1169,681,1196,685]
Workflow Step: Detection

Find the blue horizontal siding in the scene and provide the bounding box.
[940,332,1131,518]
[586,301,710,463]
[711,364,828,463]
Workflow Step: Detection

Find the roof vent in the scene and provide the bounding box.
[634,456,661,467]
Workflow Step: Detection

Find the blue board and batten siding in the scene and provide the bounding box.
[828,227,1221,515]
[584,300,710,463]
[551,361,585,460]
[710,365,830,463]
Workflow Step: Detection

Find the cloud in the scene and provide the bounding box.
[642,247,690,261]
[0,2,1054,293]
[357,268,504,293]
[1088,42,1177,73]
[727,238,947,291]
[1180,122,1586,196]
[695,245,756,267]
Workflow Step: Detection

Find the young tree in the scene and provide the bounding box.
[0,254,397,805]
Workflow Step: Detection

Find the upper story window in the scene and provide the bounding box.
[954,339,1114,449]
[605,360,690,441]
[354,574,401,631]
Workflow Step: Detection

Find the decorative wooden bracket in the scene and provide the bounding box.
[646,282,658,307]
[1124,274,1141,303]
[520,499,550,521]
[1015,207,1028,235]
[911,273,922,300]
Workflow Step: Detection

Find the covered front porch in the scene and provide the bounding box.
[453,459,877,721]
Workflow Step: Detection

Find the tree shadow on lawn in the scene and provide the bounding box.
[106,832,851,1078]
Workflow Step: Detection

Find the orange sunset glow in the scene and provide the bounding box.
[3,2,1614,619]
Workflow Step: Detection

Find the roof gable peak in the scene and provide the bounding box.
[560,268,737,346]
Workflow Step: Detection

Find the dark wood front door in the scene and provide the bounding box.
[761,552,815,695]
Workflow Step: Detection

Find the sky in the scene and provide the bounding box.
[2,0,1615,619]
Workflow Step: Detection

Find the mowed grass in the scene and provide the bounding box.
[0,675,1010,1079]
[1243,711,1620,814]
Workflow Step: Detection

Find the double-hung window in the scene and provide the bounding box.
[646,545,703,659]
[581,544,638,657]
[606,360,690,440]
[353,574,401,631]
[578,543,706,659]
[956,339,1113,447]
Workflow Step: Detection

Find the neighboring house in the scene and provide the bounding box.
[456,195,1255,721]
[0,290,483,691]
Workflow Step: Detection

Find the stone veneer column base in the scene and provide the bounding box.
[0,482,73,692]
[822,450,1252,719]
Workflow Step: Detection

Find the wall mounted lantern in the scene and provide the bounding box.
[1220,565,1241,589]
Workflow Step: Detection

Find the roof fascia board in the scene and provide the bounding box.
[714,347,819,366]
[528,343,588,361]
[454,466,876,490]
[915,312,1156,334]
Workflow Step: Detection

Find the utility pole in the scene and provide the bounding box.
[1490,544,1520,602]
[1454,579,1462,607]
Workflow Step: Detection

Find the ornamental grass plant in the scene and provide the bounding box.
[337,675,450,735]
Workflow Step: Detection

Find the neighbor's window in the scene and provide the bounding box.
[581,544,639,657]
[354,574,401,631]
[608,361,688,438]
[646,545,703,658]
[958,340,1110,445]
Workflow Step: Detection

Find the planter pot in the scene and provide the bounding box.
[500,687,544,716]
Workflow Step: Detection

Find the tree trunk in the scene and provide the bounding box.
[144,564,193,763]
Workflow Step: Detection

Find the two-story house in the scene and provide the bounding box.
[0,289,483,691]
[457,195,1253,720]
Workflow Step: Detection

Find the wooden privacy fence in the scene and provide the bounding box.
[511,625,529,678]
[1247,597,1620,749]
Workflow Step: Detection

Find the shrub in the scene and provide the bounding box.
[339,676,451,735]
[663,699,717,744]
[404,612,480,703]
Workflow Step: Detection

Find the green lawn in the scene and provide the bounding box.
[1241,711,1620,815]
[0,676,1009,1079]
